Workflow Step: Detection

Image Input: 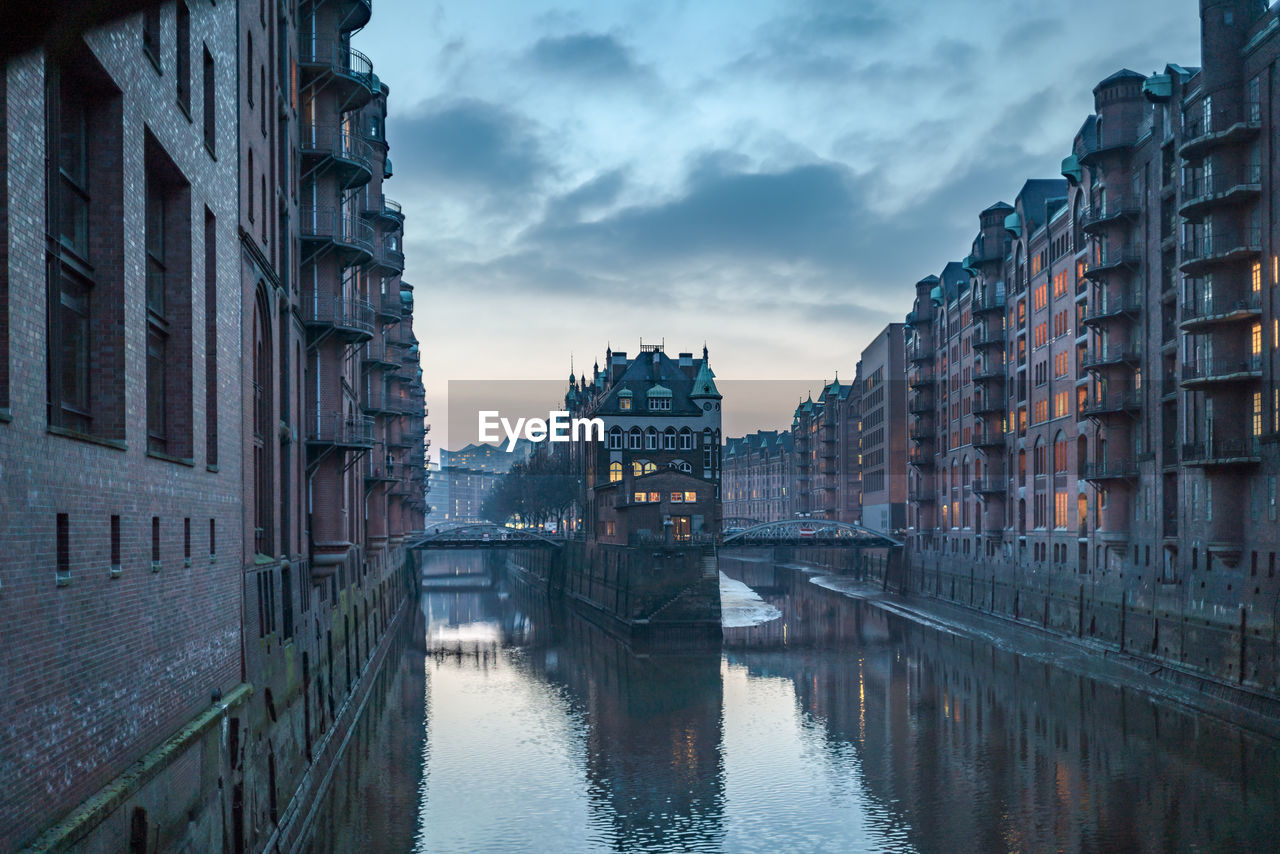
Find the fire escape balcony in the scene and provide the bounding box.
[908,422,934,442]
[1180,289,1262,332]
[364,195,405,227]
[1078,135,1133,166]
[1081,345,1141,371]
[1180,354,1263,389]
[386,323,415,349]
[907,342,932,363]
[1179,165,1263,220]
[298,39,376,110]
[908,395,933,415]
[300,125,374,188]
[973,364,1005,384]
[361,388,398,415]
[1082,459,1138,482]
[909,371,934,390]
[365,453,398,485]
[973,427,1005,448]
[304,295,375,343]
[974,477,1007,495]
[337,0,373,32]
[361,340,396,369]
[971,328,1005,349]
[1080,199,1141,234]
[307,412,375,450]
[911,490,936,504]
[907,448,935,469]
[1181,436,1261,467]
[1083,243,1141,279]
[1178,104,1262,160]
[300,206,374,265]
[368,234,405,274]
[378,290,404,322]
[971,291,1006,315]
[973,396,1003,415]
[1080,390,1142,418]
[1180,227,1263,275]
[962,246,1005,271]
[1082,293,1142,326]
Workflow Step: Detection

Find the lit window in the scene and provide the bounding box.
[632,461,643,477]
[643,462,656,475]
[670,492,684,503]
[648,492,660,503]
[609,462,622,482]
[619,397,631,411]
[683,491,696,502]
[633,492,646,503]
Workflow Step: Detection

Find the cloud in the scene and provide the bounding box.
[526,32,647,82]
[388,97,555,201]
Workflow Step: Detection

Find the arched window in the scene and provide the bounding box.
[1033,437,1046,478]
[645,427,658,450]
[609,461,622,482]
[1053,430,1068,473]
[663,427,677,450]
[628,428,642,450]
[608,426,623,450]
[679,428,693,450]
[632,460,644,477]
[643,461,657,475]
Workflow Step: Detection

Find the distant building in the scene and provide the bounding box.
[430,441,531,524]
[858,323,908,534]
[722,430,794,523]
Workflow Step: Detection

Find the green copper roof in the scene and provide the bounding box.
[690,361,721,399]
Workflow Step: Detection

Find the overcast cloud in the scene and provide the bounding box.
[357,0,1201,456]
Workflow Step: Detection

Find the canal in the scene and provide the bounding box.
[307,553,1280,852]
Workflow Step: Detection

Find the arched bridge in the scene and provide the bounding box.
[720,519,903,549]
[409,522,564,550]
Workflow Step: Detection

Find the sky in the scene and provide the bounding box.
[356,0,1202,457]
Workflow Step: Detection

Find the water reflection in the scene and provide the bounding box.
[312,552,1280,853]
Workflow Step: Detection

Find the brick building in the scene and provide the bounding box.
[904,0,1280,696]
[791,376,860,522]
[857,323,908,534]
[0,0,427,850]
[722,430,794,523]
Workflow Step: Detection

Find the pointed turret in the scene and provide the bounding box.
[690,355,720,400]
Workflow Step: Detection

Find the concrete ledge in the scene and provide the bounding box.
[21,683,253,853]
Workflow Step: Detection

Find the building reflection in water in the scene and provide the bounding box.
[310,551,1280,853]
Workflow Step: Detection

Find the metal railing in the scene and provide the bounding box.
[1181,227,1263,262]
[308,412,375,448]
[300,125,374,176]
[1082,291,1142,323]
[305,294,375,337]
[1182,437,1261,464]
[1181,163,1263,201]
[1082,460,1137,480]
[1079,390,1141,415]
[299,38,374,86]
[300,206,375,254]
[1081,345,1140,369]
[1181,354,1263,382]
[1181,289,1262,323]
[1080,198,1140,229]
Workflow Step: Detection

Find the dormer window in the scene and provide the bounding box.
[647,385,672,411]
[618,389,632,411]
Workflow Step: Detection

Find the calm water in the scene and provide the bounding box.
[309,554,1280,853]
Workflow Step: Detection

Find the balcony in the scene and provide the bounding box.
[1180,354,1263,388]
[1178,104,1261,160]
[298,39,376,109]
[386,323,414,349]
[1080,390,1141,417]
[973,365,1005,384]
[338,0,373,33]
[369,234,405,274]
[1181,436,1261,467]
[305,295,375,342]
[974,477,1007,495]
[911,491,936,504]
[908,424,934,442]
[1078,134,1132,166]
[963,246,1004,270]
[908,371,934,390]
[1179,289,1262,332]
[908,396,933,415]
[1083,243,1141,279]
[301,206,374,264]
[365,195,405,227]
[1082,292,1141,326]
[307,412,375,450]
[973,397,1003,415]
[361,341,397,369]
[1179,165,1263,220]
[378,290,404,322]
[971,291,1006,314]
[1082,460,1137,481]
[971,328,1005,349]
[361,387,398,415]
[300,125,374,188]
[1081,345,1140,371]
[1080,199,1141,234]
[1180,227,1262,274]
[973,427,1005,448]
[907,449,934,469]
[907,343,932,363]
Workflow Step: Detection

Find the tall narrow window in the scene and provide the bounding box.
[184,517,191,562]
[209,517,216,557]
[57,513,70,582]
[202,46,215,154]
[205,209,218,466]
[144,132,193,459]
[151,516,161,568]
[46,52,125,440]
[176,3,190,112]
[142,6,161,69]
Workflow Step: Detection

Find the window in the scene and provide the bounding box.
[1033,322,1047,348]
[609,461,622,482]
[670,492,684,503]
[628,429,641,450]
[619,395,631,411]
[663,429,676,450]
[632,461,643,477]
[648,491,660,503]
[679,429,692,450]
[176,3,190,112]
[145,134,193,458]
[204,209,218,466]
[1054,490,1068,529]
[684,491,696,502]
[57,513,70,582]
[246,32,254,105]
[607,427,623,450]
[1053,391,1070,419]
[184,517,191,563]
[151,516,161,568]
[202,46,215,154]
[1254,392,1263,437]
[645,429,658,450]
[1033,283,1047,311]
[633,492,647,503]
[142,6,161,69]
[110,515,121,569]
[46,53,124,440]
